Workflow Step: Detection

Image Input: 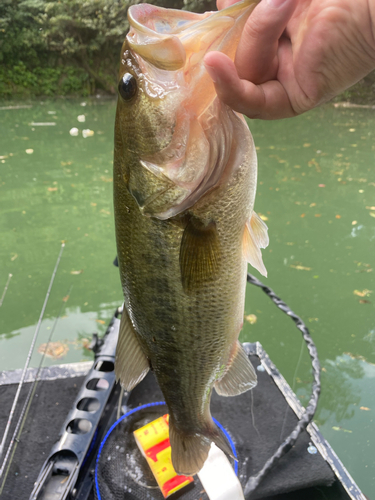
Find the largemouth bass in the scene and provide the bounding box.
[114,0,268,475]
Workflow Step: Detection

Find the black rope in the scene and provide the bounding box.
[244,273,321,497]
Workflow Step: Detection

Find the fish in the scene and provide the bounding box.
[113,0,268,475]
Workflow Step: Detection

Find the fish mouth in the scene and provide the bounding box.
[127,0,260,72]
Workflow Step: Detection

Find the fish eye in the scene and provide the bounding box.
[118,73,137,102]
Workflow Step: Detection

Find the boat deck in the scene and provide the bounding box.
[0,344,365,500]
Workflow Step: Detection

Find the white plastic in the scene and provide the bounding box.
[198,444,245,500]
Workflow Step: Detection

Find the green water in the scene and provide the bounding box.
[0,100,374,497]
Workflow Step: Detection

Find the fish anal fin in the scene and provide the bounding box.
[242,211,269,277]
[215,341,257,397]
[180,217,221,294]
[115,307,149,391]
[169,419,234,475]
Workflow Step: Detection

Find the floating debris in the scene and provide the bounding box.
[82,129,94,138]
[38,341,69,359]
[70,270,83,275]
[332,426,352,433]
[290,265,312,271]
[69,127,79,136]
[30,122,56,126]
[244,314,257,325]
[77,115,86,123]
[353,290,372,297]
[25,149,34,154]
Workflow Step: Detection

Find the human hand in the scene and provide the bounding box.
[204,0,375,119]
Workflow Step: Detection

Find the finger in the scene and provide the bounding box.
[204,51,298,119]
[236,0,298,83]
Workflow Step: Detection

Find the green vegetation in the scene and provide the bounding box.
[0,0,215,98]
[0,0,373,102]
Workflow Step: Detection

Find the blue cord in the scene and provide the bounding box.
[95,401,238,500]
[212,417,238,475]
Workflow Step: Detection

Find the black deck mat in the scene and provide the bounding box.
[94,355,336,500]
[0,354,339,500]
[0,376,85,500]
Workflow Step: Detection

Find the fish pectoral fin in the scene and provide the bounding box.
[242,211,269,277]
[169,419,234,475]
[179,217,221,294]
[115,307,149,391]
[215,341,257,396]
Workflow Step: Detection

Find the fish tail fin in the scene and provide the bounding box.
[169,419,233,475]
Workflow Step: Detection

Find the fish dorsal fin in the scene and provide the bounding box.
[115,307,149,391]
[242,211,269,277]
[180,217,221,294]
[215,341,257,396]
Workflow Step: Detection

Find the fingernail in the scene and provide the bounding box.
[204,62,219,84]
[267,0,290,7]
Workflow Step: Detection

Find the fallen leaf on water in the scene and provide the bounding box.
[353,289,372,297]
[100,176,113,183]
[81,338,91,349]
[315,214,322,217]
[303,143,311,147]
[366,206,375,210]
[335,215,341,219]
[48,187,58,192]
[100,209,111,215]
[244,314,257,324]
[332,426,352,433]
[290,265,312,271]
[25,149,34,154]
[300,213,306,218]
[258,213,268,221]
[82,129,94,138]
[309,203,316,207]
[11,253,18,261]
[38,342,69,359]
[352,221,357,225]
[359,299,371,304]
[62,295,70,302]
[91,202,97,207]
[369,212,375,218]
[318,184,325,188]
[96,319,105,325]
[360,406,371,411]
[70,270,83,275]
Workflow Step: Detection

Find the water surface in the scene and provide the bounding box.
[0,100,374,496]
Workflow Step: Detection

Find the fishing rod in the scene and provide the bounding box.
[0,274,13,308]
[0,243,65,468]
[0,285,73,489]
